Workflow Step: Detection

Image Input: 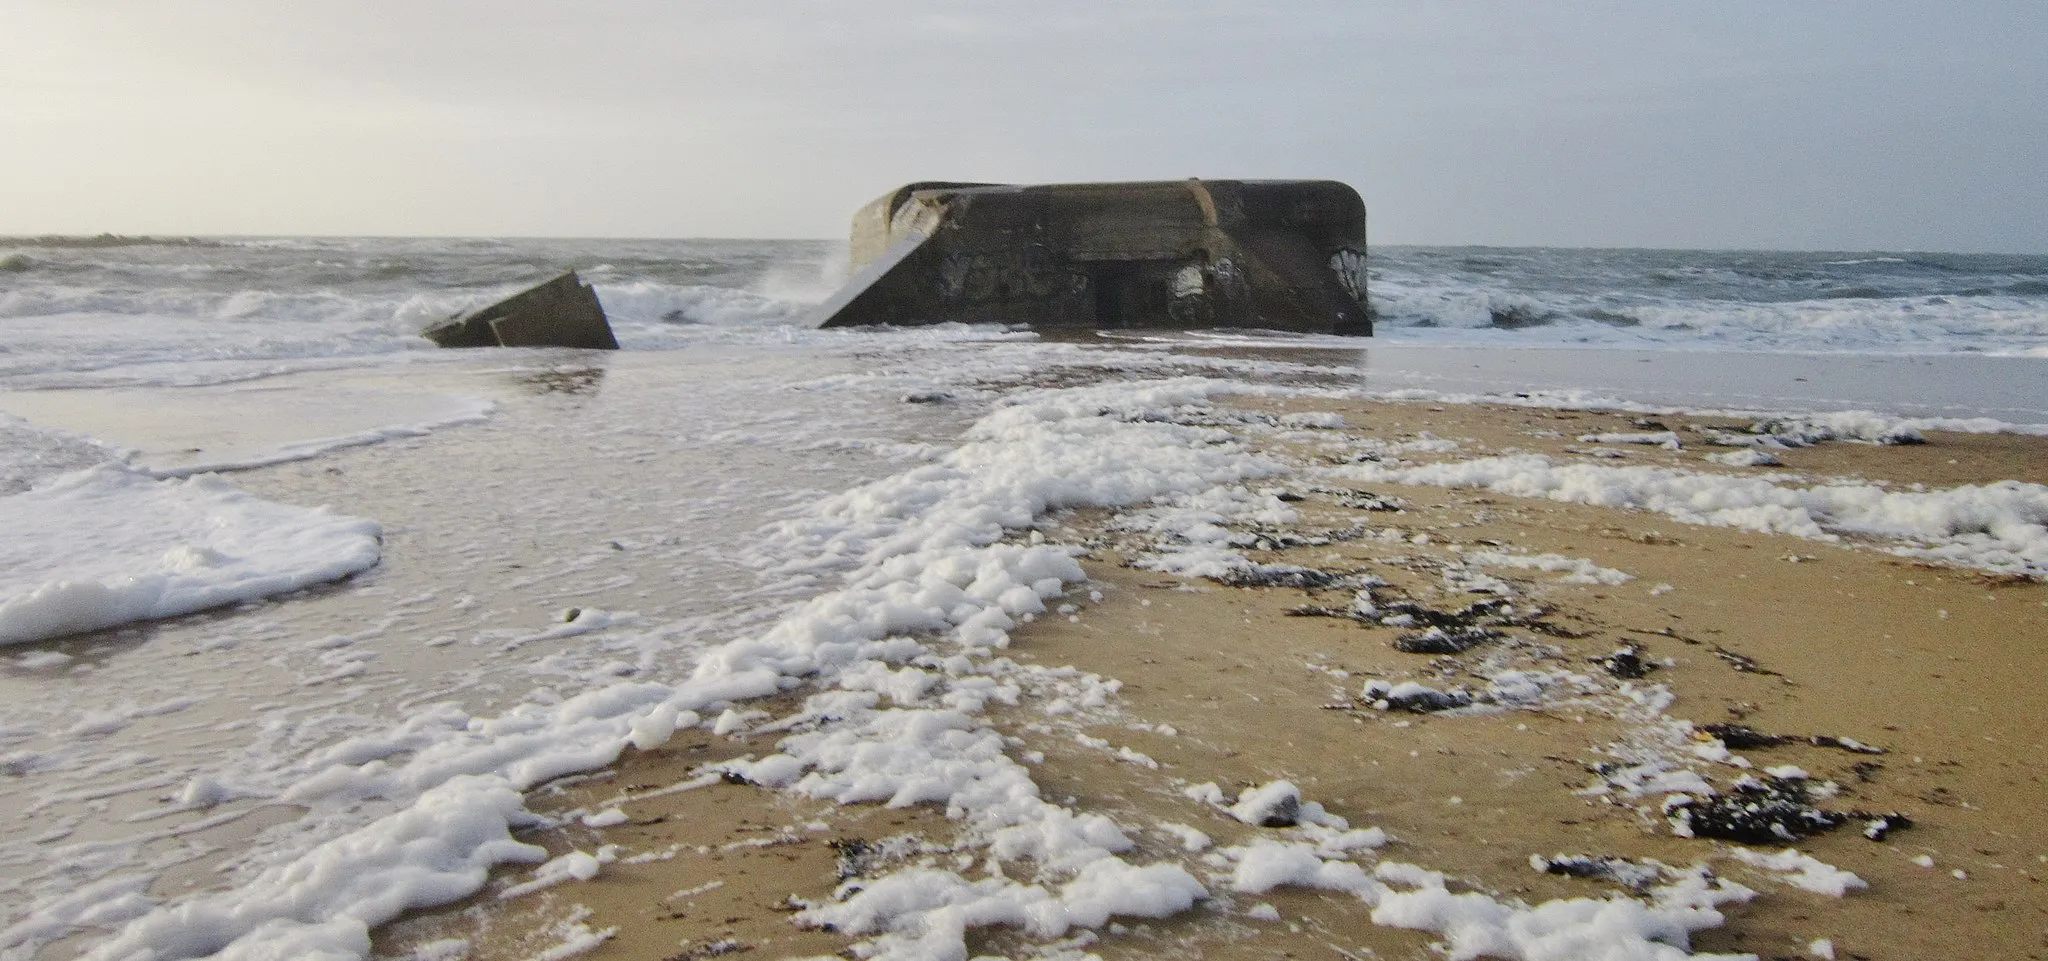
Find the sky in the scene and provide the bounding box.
[4,1,2045,251]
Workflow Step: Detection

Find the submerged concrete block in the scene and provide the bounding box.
[424,271,618,350]
[814,179,1371,335]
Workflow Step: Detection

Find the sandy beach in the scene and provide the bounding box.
[5,340,2044,961]
[301,367,2048,961]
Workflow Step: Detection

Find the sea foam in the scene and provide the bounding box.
[0,465,382,646]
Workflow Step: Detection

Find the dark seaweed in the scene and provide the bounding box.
[1701,723,1888,755]
[1363,681,1474,713]
[1378,598,1513,629]
[1531,854,1661,891]
[1336,491,1405,512]
[1592,643,1657,679]
[1211,566,1342,589]
[1392,625,1502,655]
[1667,777,1847,843]
[1700,723,1793,749]
[829,838,880,880]
[1286,604,1367,621]
[1855,811,1914,841]
[1710,645,1778,675]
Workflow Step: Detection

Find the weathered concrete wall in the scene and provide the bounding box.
[424,271,619,350]
[815,179,1370,335]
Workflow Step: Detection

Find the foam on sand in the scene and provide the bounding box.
[72,377,1271,960]
[0,465,382,646]
[1332,454,2048,577]
[51,369,2031,961]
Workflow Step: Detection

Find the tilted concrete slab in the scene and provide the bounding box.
[423,271,619,350]
[814,179,1371,334]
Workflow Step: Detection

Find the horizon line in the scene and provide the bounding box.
[4,232,2044,258]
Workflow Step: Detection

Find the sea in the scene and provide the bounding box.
[1,236,2044,960]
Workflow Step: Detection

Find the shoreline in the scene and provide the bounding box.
[4,345,2043,961]
[374,388,2046,961]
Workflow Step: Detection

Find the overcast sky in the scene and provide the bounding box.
[5,2,2044,250]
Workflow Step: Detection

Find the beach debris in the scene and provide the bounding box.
[1709,645,1778,676]
[1529,854,1665,892]
[1810,734,1886,755]
[1705,448,1783,468]
[1334,490,1405,512]
[667,938,753,960]
[1577,431,1682,450]
[815,179,1372,334]
[1700,723,1788,749]
[1286,604,1359,620]
[1590,643,1657,679]
[1361,679,1473,713]
[1698,414,1930,449]
[828,834,925,880]
[829,838,881,880]
[1859,812,1914,841]
[1367,594,1569,652]
[1377,596,1509,628]
[1694,427,1784,449]
[1228,781,1304,827]
[1392,625,1502,655]
[1210,563,1343,590]
[901,391,953,404]
[1237,527,1362,552]
[424,271,618,349]
[1665,776,1848,843]
[1699,723,1888,755]
[1286,587,1379,622]
[1751,416,1927,447]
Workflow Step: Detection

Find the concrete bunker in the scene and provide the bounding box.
[814,179,1371,334]
[424,271,619,350]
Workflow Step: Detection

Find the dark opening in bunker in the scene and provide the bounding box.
[1090,261,1175,329]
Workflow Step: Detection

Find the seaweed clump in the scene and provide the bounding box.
[1211,564,1343,590]
[1665,777,1847,843]
[1361,679,1473,713]
[1701,723,1887,755]
[1529,854,1663,892]
[1392,625,1502,655]
[1591,643,1657,679]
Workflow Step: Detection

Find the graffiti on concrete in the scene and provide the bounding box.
[1330,248,1370,306]
[937,244,1088,303]
[1211,257,1248,302]
[1166,262,1209,327]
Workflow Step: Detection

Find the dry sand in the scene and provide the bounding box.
[375,394,2048,961]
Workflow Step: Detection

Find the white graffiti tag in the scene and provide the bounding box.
[1329,248,1369,305]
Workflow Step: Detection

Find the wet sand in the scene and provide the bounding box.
[376,393,2048,961]
[0,350,971,961]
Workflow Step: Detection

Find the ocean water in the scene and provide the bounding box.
[4,238,2048,392]
[1,236,2044,960]
[1370,245,2048,354]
